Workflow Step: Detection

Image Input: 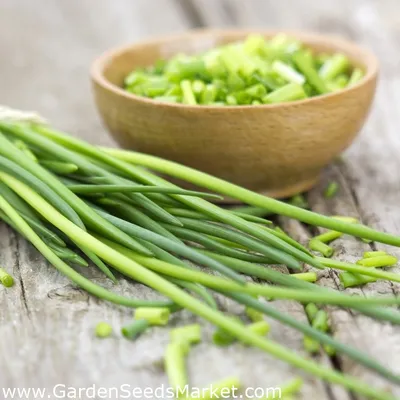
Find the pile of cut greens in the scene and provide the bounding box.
[0,117,399,399]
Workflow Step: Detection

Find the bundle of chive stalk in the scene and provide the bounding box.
[124,34,364,105]
[1,114,400,400]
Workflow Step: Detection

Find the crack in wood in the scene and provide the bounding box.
[11,228,31,317]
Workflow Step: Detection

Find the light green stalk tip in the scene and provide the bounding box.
[245,306,264,322]
[0,267,14,287]
[357,255,397,268]
[165,341,188,396]
[292,272,318,282]
[170,324,202,346]
[309,239,334,258]
[313,230,343,244]
[339,272,377,288]
[134,307,171,326]
[280,377,304,397]
[187,377,241,400]
[363,251,388,259]
[95,322,113,338]
[121,319,149,340]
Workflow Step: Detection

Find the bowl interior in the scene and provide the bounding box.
[98,30,376,92]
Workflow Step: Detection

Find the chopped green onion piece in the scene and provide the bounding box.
[200,84,217,104]
[292,272,317,282]
[304,335,320,354]
[288,194,308,209]
[348,68,365,86]
[95,322,113,338]
[170,324,202,345]
[134,307,171,326]
[309,239,334,257]
[312,310,329,332]
[262,83,307,104]
[292,51,329,94]
[246,306,264,322]
[164,342,188,395]
[186,377,241,400]
[339,272,377,288]
[212,326,236,347]
[121,319,150,340]
[319,54,350,81]
[313,230,343,244]
[357,255,397,268]
[0,267,14,287]
[245,83,267,98]
[248,320,270,336]
[180,80,197,105]
[192,80,206,95]
[363,251,388,258]
[226,95,237,106]
[324,182,339,198]
[305,303,319,322]
[280,377,303,397]
[272,60,305,85]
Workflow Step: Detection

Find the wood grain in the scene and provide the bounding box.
[1,0,400,399]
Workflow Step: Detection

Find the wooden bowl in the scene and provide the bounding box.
[91,29,378,198]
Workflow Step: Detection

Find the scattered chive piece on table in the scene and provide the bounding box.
[324,182,339,198]
[288,193,308,209]
[95,322,113,338]
[0,267,14,287]
[123,34,363,105]
[292,272,318,282]
[305,303,319,321]
[164,342,188,395]
[170,324,202,346]
[280,377,303,398]
[356,255,398,268]
[313,230,343,244]
[340,272,378,288]
[134,307,171,326]
[363,251,388,258]
[187,377,242,400]
[121,319,150,340]
[245,306,264,323]
[309,239,334,258]
[248,320,270,337]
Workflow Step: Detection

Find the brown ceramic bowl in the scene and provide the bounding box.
[91,29,378,198]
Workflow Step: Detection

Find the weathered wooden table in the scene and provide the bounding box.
[1,1,400,399]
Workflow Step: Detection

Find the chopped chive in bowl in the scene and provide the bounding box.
[123,34,364,105]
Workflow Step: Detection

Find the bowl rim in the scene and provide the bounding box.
[91,28,379,110]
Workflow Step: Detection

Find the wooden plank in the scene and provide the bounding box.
[1,0,400,398]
